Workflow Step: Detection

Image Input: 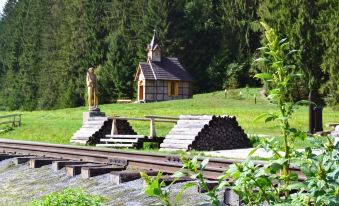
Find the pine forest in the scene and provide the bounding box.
[0,0,337,110]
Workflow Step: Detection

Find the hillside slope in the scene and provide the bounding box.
[0,88,338,144]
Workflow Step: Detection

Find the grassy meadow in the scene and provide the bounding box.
[0,88,338,146]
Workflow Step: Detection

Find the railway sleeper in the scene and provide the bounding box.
[81,165,125,179]
[65,163,109,177]
[29,158,63,169]
[142,175,193,188]
[109,170,158,185]
[52,160,90,171]
[14,156,37,165]
[0,153,31,161]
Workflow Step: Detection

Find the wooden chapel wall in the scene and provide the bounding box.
[144,80,191,102]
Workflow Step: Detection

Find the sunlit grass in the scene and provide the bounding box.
[0,88,338,146]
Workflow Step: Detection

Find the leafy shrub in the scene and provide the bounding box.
[140,172,173,206]
[30,188,105,206]
[225,22,339,206]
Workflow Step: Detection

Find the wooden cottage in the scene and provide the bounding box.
[135,33,193,102]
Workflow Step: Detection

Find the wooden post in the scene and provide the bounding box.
[149,117,156,138]
[18,114,21,126]
[111,118,118,135]
[13,115,16,127]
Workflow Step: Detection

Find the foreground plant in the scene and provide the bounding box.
[225,22,339,205]
[173,155,228,206]
[140,172,173,206]
[141,154,229,206]
[30,188,105,206]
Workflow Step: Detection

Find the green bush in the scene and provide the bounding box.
[30,188,105,206]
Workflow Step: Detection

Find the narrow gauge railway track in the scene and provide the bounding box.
[0,139,303,180]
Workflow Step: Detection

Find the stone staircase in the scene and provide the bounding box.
[96,134,146,148]
[70,116,109,145]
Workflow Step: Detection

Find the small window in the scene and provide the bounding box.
[168,81,179,96]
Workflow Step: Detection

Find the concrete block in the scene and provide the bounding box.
[83,111,105,124]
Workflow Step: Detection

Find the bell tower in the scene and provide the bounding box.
[147,30,161,62]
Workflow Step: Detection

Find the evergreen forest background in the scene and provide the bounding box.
[0,0,337,111]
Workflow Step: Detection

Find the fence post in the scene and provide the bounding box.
[111,118,118,135]
[18,114,21,126]
[149,117,156,139]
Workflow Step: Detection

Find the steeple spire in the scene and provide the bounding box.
[149,29,159,51]
[147,29,161,62]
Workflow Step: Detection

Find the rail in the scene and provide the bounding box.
[0,139,304,180]
[109,115,178,138]
[0,114,22,127]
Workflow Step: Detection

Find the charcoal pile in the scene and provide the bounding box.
[160,115,250,151]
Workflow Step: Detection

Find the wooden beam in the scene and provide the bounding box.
[144,115,179,120]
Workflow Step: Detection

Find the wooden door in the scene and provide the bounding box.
[139,85,144,101]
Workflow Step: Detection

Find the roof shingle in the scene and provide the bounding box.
[138,57,193,81]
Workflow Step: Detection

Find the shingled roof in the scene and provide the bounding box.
[137,57,193,81]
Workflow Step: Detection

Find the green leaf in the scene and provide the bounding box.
[287,182,305,190]
[289,172,299,181]
[254,73,273,80]
[248,147,259,157]
[200,158,209,170]
[216,181,229,191]
[256,46,268,51]
[265,115,276,123]
[286,49,299,56]
[278,38,287,45]
[253,113,269,122]
[267,162,282,174]
[172,171,187,179]
[253,57,270,64]
[190,173,199,179]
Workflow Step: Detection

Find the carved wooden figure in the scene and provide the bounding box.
[86,67,99,110]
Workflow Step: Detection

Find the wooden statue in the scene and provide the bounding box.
[86,67,99,110]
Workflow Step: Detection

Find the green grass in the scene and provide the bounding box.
[0,88,338,146]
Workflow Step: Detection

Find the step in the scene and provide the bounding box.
[70,140,88,144]
[164,135,197,140]
[176,120,211,124]
[160,143,190,149]
[77,128,99,133]
[179,115,213,120]
[87,117,108,121]
[84,121,106,125]
[106,135,145,138]
[174,124,207,128]
[71,137,90,141]
[82,125,103,129]
[72,133,96,139]
[101,139,139,143]
[159,148,186,151]
[163,139,194,145]
[96,143,135,148]
[75,130,97,134]
[169,128,201,132]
